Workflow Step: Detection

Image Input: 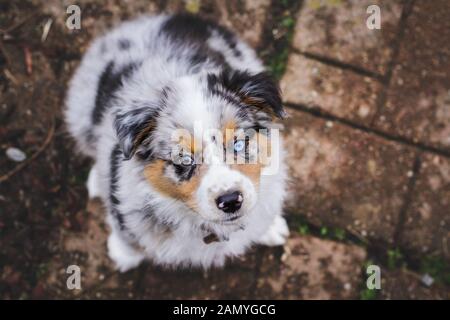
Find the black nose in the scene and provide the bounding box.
[215,191,243,213]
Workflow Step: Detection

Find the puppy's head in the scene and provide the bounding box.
[114,69,284,226]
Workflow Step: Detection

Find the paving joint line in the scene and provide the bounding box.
[369,0,416,126]
[284,102,450,158]
[392,153,421,246]
[292,48,385,82]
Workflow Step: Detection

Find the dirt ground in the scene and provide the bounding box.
[0,0,449,299]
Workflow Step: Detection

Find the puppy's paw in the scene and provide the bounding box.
[258,215,289,247]
[87,165,102,199]
[107,232,145,272]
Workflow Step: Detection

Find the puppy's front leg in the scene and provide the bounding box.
[257,215,290,247]
[107,230,145,272]
[86,164,102,199]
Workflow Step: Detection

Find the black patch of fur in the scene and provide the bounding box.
[92,61,138,125]
[118,38,131,50]
[142,203,179,230]
[85,129,96,146]
[173,164,197,182]
[135,148,153,161]
[160,13,239,69]
[161,13,211,42]
[161,14,239,53]
[110,144,126,230]
[114,105,161,160]
[189,52,209,69]
[207,69,285,119]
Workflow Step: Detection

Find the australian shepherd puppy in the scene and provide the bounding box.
[65,14,289,272]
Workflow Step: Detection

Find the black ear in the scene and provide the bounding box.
[114,107,158,160]
[209,70,285,119]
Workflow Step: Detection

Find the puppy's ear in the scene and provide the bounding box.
[210,70,285,119]
[114,108,158,160]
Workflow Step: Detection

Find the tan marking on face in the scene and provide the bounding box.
[178,134,202,154]
[231,163,261,186]
[223,119,236,130]
[144,160,203,211]
[222,120,237,145]
[132,118,157,153]
[242,96,277,119]
[257,132,272,166]
[230,130,273,184]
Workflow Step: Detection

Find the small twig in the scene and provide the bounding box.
[3,69,19,85]
[41,18,53,42]
[23,45,33,75]
[346,226,369,245]
[0,39,12,66]
[401,267,425,282]
[0,119,55,184]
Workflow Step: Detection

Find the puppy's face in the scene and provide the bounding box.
[114,70,284,225]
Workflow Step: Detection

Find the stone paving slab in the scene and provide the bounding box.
[255,235,366,299]
[401,153,450,261]
[373,1,450,151]
[281,54,381,124]
[292,0,403,75]
[283,109,416,243]
[43,200,137,299]
[379,269,449,300]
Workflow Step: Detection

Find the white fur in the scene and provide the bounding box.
[86,165,102,199]
[108,230,145,272]
[258,215,290,246]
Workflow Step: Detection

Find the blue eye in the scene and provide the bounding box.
[181,154,193,166]
[234,140,245,152]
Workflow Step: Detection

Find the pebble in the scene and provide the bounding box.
[421,274,434,287]
[185,0,200,14]
[6,147,27,162]
[358,105,371,118]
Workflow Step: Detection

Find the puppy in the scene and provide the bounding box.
[65,14,289,271]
